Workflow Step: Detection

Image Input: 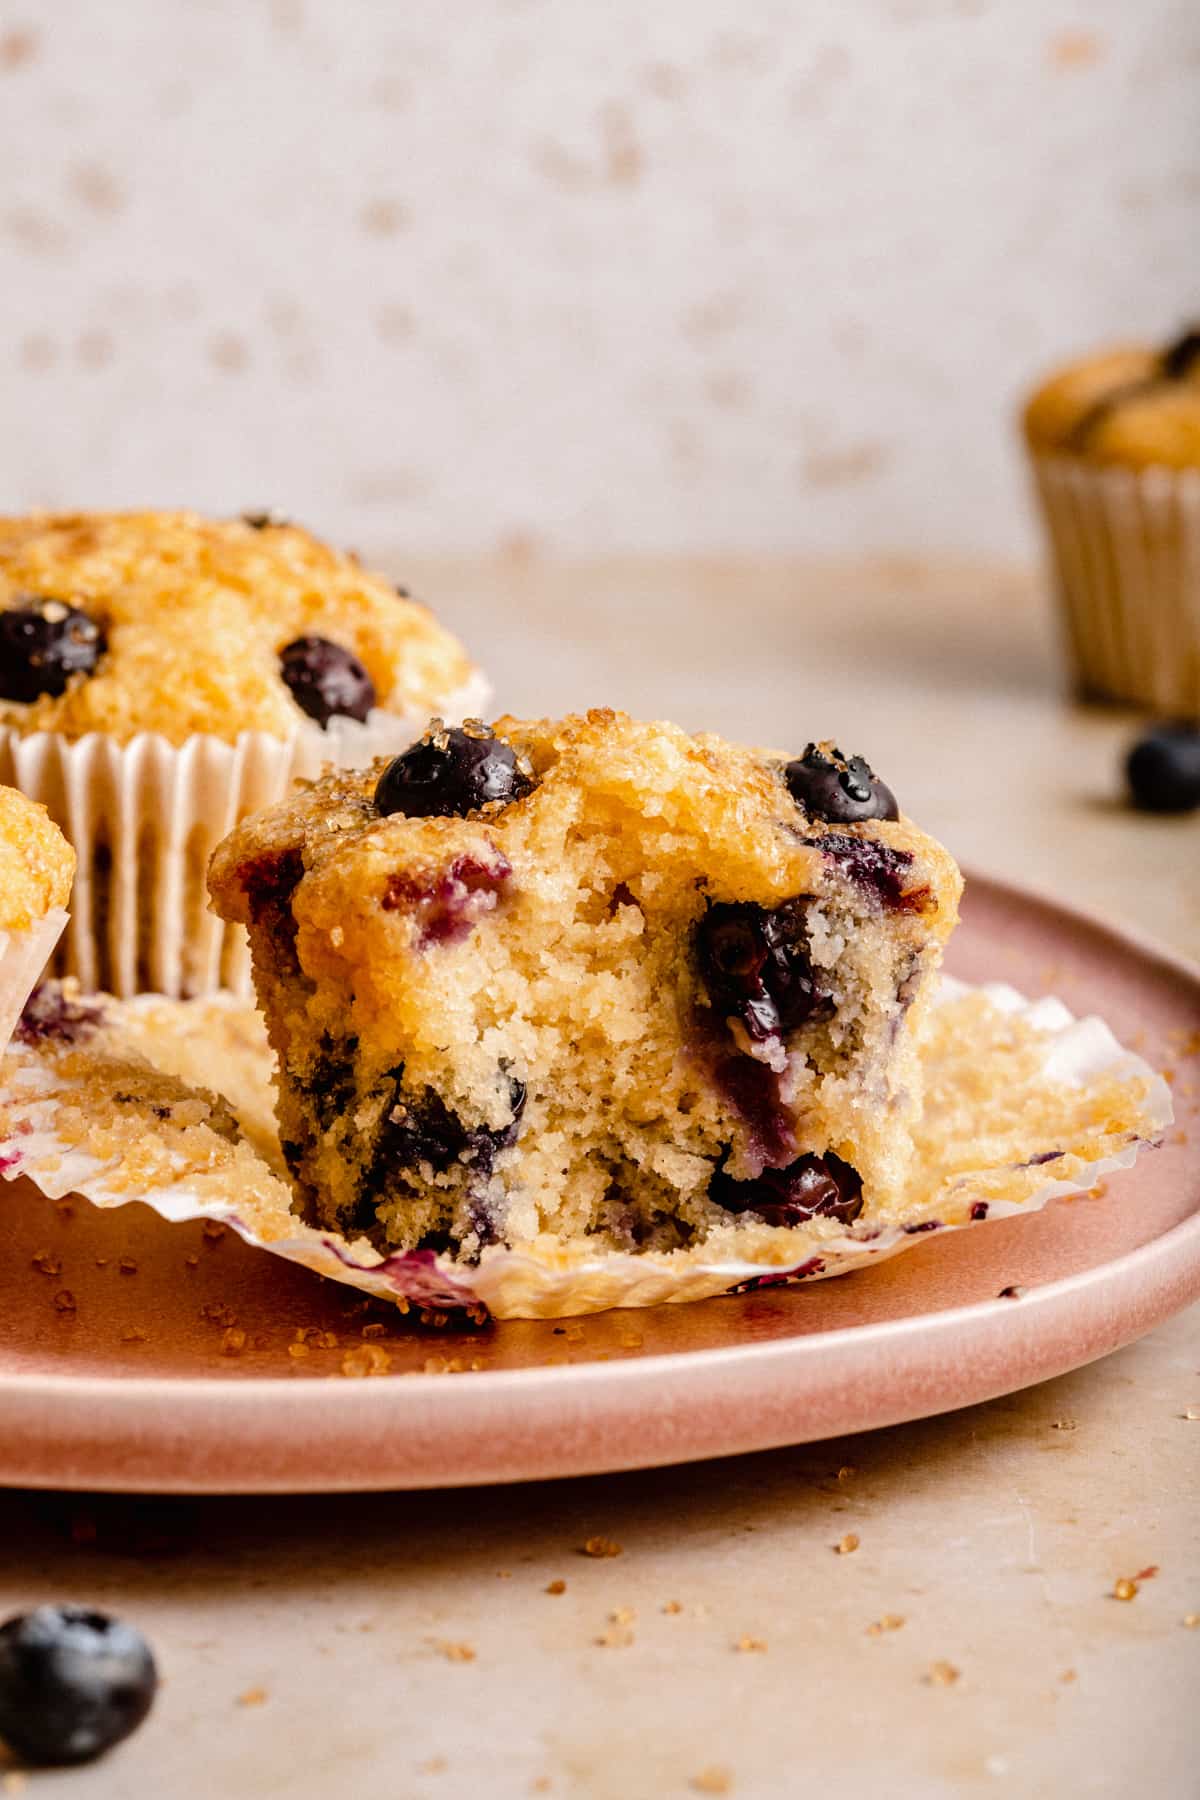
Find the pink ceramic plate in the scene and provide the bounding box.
[0,873,1196,1495]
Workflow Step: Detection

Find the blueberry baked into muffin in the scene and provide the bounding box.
[210,711,961,1265]
[1021,324,1200,713]
[0,510,485,995]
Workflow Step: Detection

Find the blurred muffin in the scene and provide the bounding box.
[0,786,74,1049]
[0,511,487,997]
[1022,327,1200,712]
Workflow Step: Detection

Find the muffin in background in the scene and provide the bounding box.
[1022,326,1200,714]
[0,511,487,998]
[0,786,74,1049]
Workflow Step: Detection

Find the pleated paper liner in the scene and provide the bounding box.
[0,671,490,1001]
[1029,453,1200,712]
[0,975,1171,1321]
[0,909,69,1054]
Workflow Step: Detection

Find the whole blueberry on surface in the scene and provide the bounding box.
[0,1605,157,1766]
[0,599,105,703]
[1125,722,1200,814]
[279,635,376,728]
[375,722,532,819]
[783,744,898,824]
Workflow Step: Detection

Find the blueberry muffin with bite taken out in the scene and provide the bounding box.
[209,710,962,1271]
[0,510,486,996]
[1022,325,1200,712]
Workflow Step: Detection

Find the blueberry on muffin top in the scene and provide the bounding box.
[374,721,535,819]
[1023,325,1200,468]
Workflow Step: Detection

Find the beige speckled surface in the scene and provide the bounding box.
[0,3,1197,556]
[1,557,1197,1797]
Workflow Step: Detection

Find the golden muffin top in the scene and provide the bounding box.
[210,708,961,955]
[0,785,74,931]
[0,510,478,745]
[1022,327,1200,468]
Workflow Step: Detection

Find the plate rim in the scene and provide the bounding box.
[1,1198,1197,1406]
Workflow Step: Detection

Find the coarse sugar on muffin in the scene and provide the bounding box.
[209,710,962,1265]
[0,785,74,1048]
[1021,325,1200,713]
[0,509,478,743]
[0,509,487,997]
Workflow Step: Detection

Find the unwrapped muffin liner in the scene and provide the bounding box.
[0,909,69,1054]
[0,974,1171,1320]
[0,672,490,1000]
[1029,452,1200,712]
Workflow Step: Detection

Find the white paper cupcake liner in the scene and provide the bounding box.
[1029,452,1200,712]
[0,909,69,1053]
[0,975,1171,1320]
[0,671,490,1001]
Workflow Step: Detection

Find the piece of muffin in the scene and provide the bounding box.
[1021,325,1200,712]
[0,511,486,996]
[210,711,962,1266]
[0,785,74,1048]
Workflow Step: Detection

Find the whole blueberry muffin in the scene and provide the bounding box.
[0,510,478,742]
[0,784,74,1047]
[210,711,962,1265]
[0,510,486,996]
[1022,325,1200,711]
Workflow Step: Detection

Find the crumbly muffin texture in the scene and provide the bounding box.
[211,711,961,1265]
[1023,326,1200,467]
[0,510,476,744]
[0,785,74,932]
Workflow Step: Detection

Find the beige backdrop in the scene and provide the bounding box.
[0,0,1196,555]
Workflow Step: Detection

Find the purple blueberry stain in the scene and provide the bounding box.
[970,1200,989,1221]
[324,1241,488,1314]
[709,1054,797,1170]
[16,985,104,1047]
[728,1256,826,1293]
[1020,1149,1065,1169]
[235,844,305,975]
[902,1219,940,1235]
[382,850,512,946]
[807,833,929,913]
